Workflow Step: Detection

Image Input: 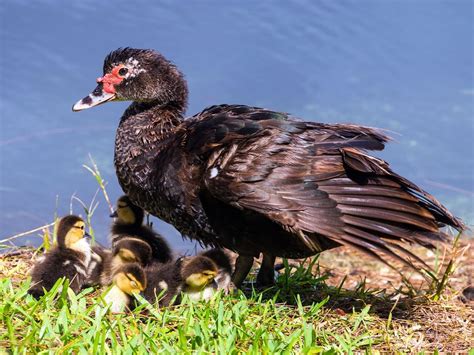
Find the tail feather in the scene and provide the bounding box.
[342,226,431,270]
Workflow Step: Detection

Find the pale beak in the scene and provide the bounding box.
[72,84,116,112]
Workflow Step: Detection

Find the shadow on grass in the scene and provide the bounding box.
[240,257,420,320]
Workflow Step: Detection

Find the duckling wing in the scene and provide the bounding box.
[184,105,463,269]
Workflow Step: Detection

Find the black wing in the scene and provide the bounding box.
[183,104,463,270]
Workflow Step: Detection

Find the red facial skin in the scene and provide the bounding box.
[97,65,126,94]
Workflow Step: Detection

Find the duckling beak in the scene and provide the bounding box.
[84,231,92,239]
[110,210,118,218]
[72,84,116,112]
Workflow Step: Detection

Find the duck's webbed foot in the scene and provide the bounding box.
[256,253,276,288]
[231,255,254,288]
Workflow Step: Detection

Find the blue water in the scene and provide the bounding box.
[1,1,473,250]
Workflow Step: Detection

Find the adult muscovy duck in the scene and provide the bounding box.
[73,48,464,287]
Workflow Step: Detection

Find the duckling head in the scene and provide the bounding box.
[110,195,144,226]
[114,263,146,296]
[114,238,152,266]
[180,256,218,291]
[57,215,89,250]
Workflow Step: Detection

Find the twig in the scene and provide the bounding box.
[83,154,114,213]
[0,222,55,244]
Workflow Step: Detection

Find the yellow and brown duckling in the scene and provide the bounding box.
[99,238,152,286]
[110,195,172,265]
[103,263,146,313]
[143,255,218,306]
[199,248,233,292]
[28,215,92,298]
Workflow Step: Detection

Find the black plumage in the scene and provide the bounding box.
[141,261,180,306]
[73,48,465,288]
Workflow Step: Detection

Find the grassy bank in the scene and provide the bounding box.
[1,241,473,353]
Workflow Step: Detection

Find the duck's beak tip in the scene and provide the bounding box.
[72,86,116,112]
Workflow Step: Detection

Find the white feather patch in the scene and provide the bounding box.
[87,261,98,276]
[71,238,92,267]
[185,287,216,302]
[104,285,129,313]
[209,168,219,179]
[158,281,168,290]
[74,264,88,277]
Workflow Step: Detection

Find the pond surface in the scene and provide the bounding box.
[1,1,473,251]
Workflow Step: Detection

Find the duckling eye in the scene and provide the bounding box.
[80,225,84,230]
[118,67,128,76]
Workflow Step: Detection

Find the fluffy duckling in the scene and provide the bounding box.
[180,255,220,302]
[99,238,152,286]
[103,263,146,313]
[199,248,233,292]
[143,255,218,306]
[28,215,92,298]
[110,195,172,264]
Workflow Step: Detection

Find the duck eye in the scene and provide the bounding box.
[80,225,84,230]
[118,67,128,76]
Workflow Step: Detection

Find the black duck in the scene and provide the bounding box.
[73,48,464,287]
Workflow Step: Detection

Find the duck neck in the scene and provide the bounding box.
[121,99,185,135]
[114,99,185,193]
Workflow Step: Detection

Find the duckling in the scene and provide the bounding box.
[28,215,92,298]
[99,238,152,286]
[103,263,146,313]
[180,255,220,302]
[110,195,172,264]
[143,255,218,306]
[199,248,233,292]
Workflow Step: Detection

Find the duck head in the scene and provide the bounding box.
[110,195,144,226]
[114,263,146,296]
[72,47,188,111]
[57,215,90,250]
[179,256,218,291]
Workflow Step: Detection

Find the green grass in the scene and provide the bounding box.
[0,267,377,354]
[1,249,473,354]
